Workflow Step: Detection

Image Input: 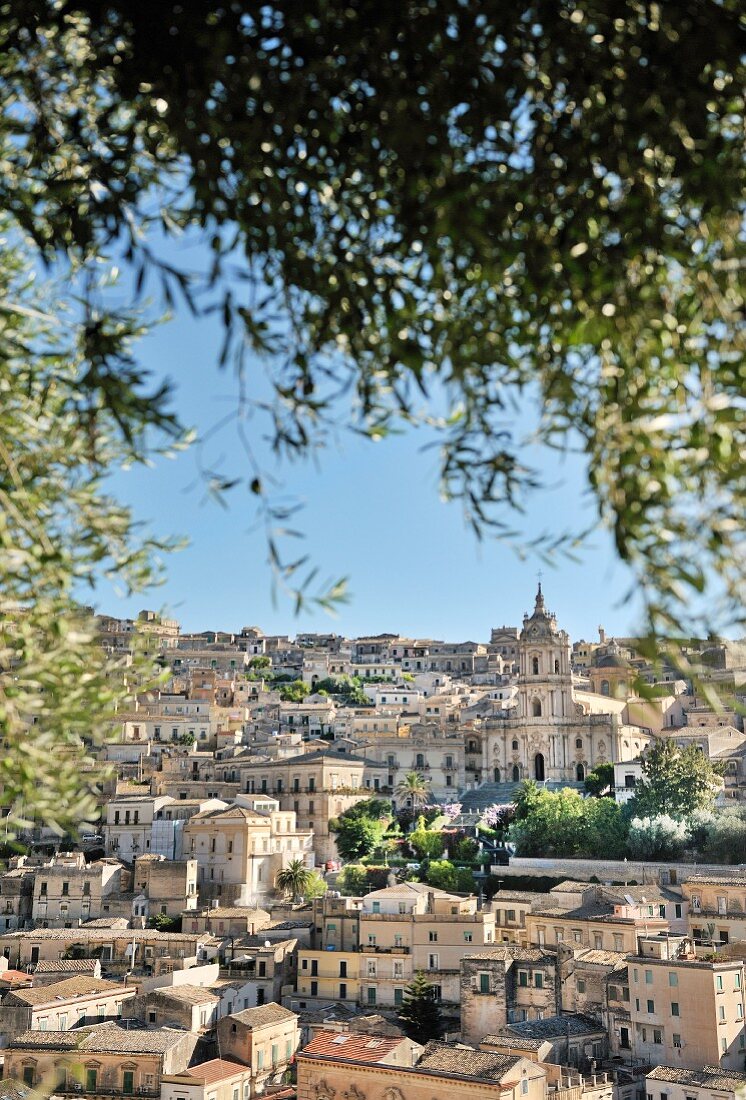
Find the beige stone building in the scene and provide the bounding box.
[353,728,465,804]
[482,586,650,785]
[4,1021,199,1094]
[182,801,313,905]
[460,947,558,1046]
[627,937,746,1071]
[297,1032,547,1100]
[0,926,218,976]
[126,984,220,1032]
[525,897,668,954]
[683,875,746,948]
[237,749,385,863]
[0,976,136,1045]
[296,947,360,1007]
[133,855,199,921]
[31,854,125,928]
[215,1003,299,1090]
[162,1058,255,1100]
[358,883,497,1010]
[646,1065,746,1100]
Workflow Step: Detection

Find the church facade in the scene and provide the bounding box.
[482,586,650,785]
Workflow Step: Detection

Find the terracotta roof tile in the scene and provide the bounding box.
[185,1060,249,1085]
[300,1031,406,1062]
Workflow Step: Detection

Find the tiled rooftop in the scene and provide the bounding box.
[497,1014,605,1040]
[648,1065,746,1090]
[301,1031,406,1062]
[228,1003,296,1028]
[184,1059,248,1085]
[417,1041,520,1081]
[3,976,126,1006]
[152,984,220,1005]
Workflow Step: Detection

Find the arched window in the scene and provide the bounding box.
[493,767,501,783]
[468,740,477,753]
[601,680,610,696]
[554,660,560,674]
[415,753,425,768]
[512,764,521,782]
[534,753,545,781]
[532,699,542,717]
[512,739,519,751]
[532,656,539,675]
[575,738,583,749]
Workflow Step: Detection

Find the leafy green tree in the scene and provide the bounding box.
[584,763,615,797]
[696,808,746,865]
[409,818,446,861]
[425,860,460,891]
[277,680,311,703]
[331,816,386,862]
[248,656,271,670]
[148,913,180,932]
[632,740,724,819]
[337,799,394,823]
[397,971,444,1045]
[509,786,627,858]
[275,858,314,901]
[626,815,689,860]
[395,772,431,811]
[336,865,369,896]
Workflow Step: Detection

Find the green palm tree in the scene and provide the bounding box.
[395,771,431,811]
[275,858,313,901]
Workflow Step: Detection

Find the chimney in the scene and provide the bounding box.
[598,626,606,644]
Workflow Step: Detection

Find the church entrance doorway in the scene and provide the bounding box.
[534,753,545,781]
[493,767,501,782]
[512,764,520,783]
[576,763,585,782]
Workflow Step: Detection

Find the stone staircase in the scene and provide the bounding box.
[459,782,522,811]
[459,779,586,812]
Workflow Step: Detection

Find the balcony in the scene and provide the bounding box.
[53,1089,160,1099]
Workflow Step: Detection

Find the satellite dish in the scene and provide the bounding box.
[264,940,271,948]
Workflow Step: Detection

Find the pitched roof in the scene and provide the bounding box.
[184,1060,248,1085]
[417,1041,520,1082]
[227,1003,297,1029]
[151,984,220,1006]
[497,1014,605,1040]
[648,1066,746,1091]
[8,1023,195,1055]
[33,959,100,974]
[300,1031,406,1063]
[3,976,127,1006]
[464,946,553,963]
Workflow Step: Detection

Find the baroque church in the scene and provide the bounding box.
[482,585,650,785]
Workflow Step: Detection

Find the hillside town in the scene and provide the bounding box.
[2,585,746,1100]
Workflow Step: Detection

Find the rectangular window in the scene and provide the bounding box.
[479,972,490,994]
[645,970,653,984]
[577,979,586,994]
[717,975,724,991]
[669,973,678,987]
[394,988,403,1006]
[429,931,438,942]
[367,987,376,1005]
[673,1034,682,1048]
[535,972,543,989]
[519,970,528,987]
[653,1030,662,1044]
[464,932,473,942]
[671,1002,679,1016]
[257,1051,264,1070]
[647,999,655,1013]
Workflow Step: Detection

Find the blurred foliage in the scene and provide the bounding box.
[0,2,744,828]
[0,1,743,641]
[0,230,182,833]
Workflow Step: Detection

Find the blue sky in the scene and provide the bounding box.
[91,242,645,645]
